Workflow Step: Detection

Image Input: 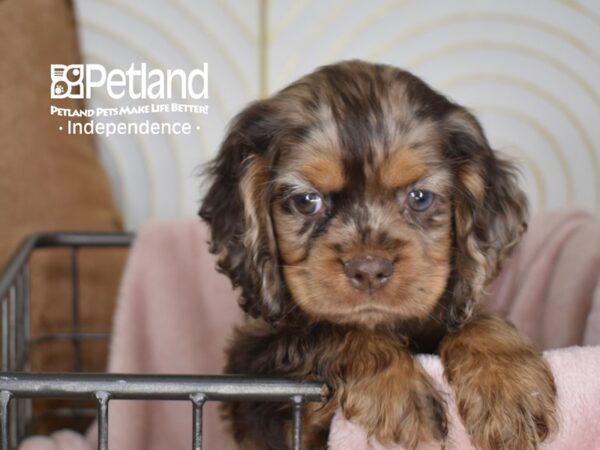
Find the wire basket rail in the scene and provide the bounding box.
[0,233,327,450]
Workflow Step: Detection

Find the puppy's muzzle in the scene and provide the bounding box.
[344,255,393,293]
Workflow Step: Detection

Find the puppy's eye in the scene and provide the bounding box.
[292,193,323,215]
[407,189,434,211]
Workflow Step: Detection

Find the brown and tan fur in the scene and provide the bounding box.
[200,61,557,450]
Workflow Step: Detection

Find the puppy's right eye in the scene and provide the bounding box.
[407,189,435,211]
[292,193,323,215]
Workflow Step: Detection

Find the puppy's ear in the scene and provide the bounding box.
[199,101,288,321]
[444,109,528,329]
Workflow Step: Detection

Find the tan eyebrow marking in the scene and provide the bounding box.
[297,154,345,193]
[379,148,428,189]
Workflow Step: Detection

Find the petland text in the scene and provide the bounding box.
[51,63,209,100]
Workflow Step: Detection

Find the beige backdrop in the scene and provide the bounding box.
[74,0,600,229]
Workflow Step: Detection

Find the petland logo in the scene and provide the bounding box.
[50,63,209,100]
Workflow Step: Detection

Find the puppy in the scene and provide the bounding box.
[200,60,557,450]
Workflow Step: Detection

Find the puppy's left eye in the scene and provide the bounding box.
[292,193,323,215]
[407,189,434,211]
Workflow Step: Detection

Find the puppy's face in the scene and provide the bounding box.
[272,112,453,325]
[201,61,527,329]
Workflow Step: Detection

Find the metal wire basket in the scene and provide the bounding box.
[0,233,325,450]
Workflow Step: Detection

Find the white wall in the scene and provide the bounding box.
[75,0,600,229]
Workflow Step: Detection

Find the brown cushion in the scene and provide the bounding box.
[0,0,128,431]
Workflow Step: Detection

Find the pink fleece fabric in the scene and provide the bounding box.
[19,211,600,450]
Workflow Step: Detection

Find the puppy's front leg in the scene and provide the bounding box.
[330,332,447,449]
[440,314,557,450]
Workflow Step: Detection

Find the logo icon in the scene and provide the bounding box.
[51,64,84,99]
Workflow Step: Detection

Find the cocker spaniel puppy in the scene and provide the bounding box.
[200,60,557,450]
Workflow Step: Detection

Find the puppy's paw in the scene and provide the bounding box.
[446,352,557,450]
[340,363,447,449]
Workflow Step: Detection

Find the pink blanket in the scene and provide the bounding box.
[20,211,600,450]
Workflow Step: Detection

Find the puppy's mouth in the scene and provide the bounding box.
[328,303,400,326]
[285,249,445,325]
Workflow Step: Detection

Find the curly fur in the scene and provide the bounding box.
[199,60,556,450]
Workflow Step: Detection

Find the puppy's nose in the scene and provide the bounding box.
[343,256,393,292]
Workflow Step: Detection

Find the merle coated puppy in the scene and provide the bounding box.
[200,60,557,450]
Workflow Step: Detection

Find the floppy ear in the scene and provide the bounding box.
[199,101,288,321]
[443,109,529,329]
